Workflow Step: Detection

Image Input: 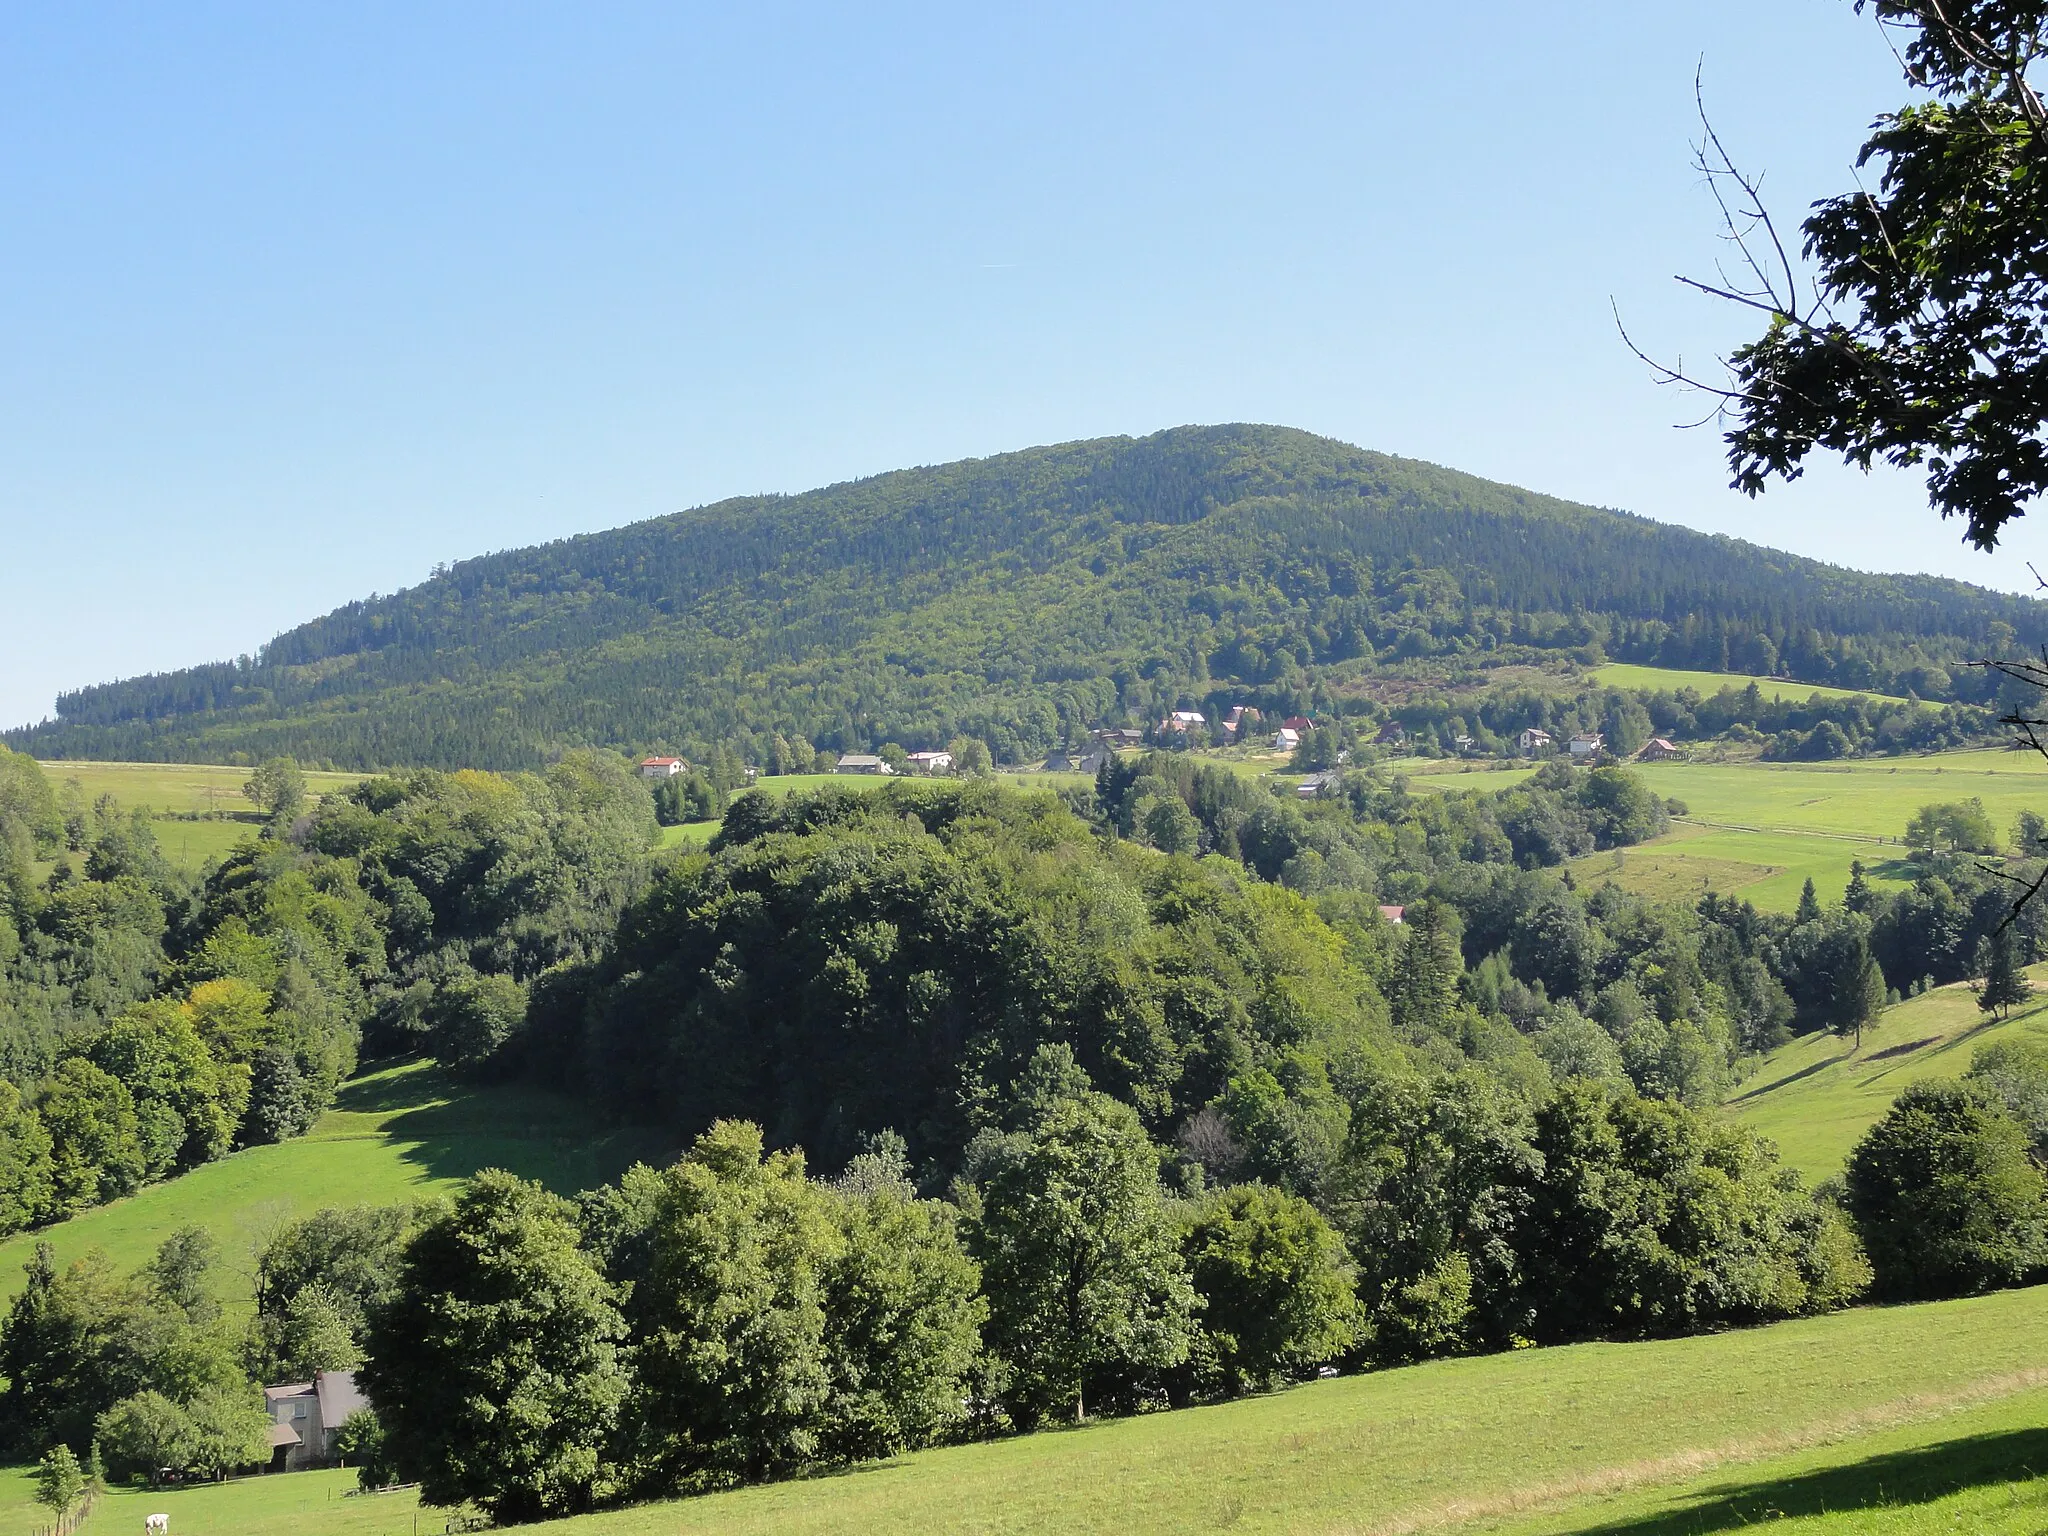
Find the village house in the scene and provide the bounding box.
[264,1370,368,1472]
[1296,771,1336,800]
[1272,727,1301,752]
[905,750,953,774]
[1568,731,1604,760]
[1374,722,1407,748]
[834,753,893,775]
[1283,715,1314,733]
[1639,738,1681,762]
[1379,905,1406,925]
[1518,727,1553,754]
[1093,727,1145,747]
[1159,710,1207,734]
[637,756,685,779]
[1222,705,1260,741]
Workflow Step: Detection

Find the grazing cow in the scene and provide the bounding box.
[145,1517,168,1535]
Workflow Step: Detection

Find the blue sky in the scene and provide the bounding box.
[1,2,2034,730]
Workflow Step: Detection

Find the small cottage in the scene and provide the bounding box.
[264,1370,368,1472]
[638,756,685,779]
[1639,738,1681,761]
[1518,728,1553,754]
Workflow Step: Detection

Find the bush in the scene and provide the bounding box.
[1845,1081,2048,1300]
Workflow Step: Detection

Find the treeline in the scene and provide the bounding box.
[13,425,2043,769]
[0,745,658,1236]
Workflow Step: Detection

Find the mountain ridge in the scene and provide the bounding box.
[10,423,2042,768]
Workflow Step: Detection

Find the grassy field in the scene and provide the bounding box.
[1560,750,2048,912]
[1724,962,2048,1183]
[0,1060,671,1309]
[32,759,368,876]
[1590,663,1923,709]
[44,1285,2048,1536]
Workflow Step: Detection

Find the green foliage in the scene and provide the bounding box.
[1178,1184,1360,1394]
[33,1443,83,1512]
[359,1170,629,1522]
[964,1048,1198,1425]
[620,1121,840,1492]
[817,1152,987,1462]
[243,758,308,822]
[1845,1080,2048,1300]
[1906,799,2001,853]
[1980,932,2034,1020]
[1718,6,2048,549]
[557,779,1392,1174]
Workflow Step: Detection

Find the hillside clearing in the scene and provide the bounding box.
[1725,962,2048,1181]
[0,1060,670,1308]
[48,1285,2048,1536]
[1589,663,1924,709]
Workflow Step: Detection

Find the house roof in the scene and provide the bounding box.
[316,1370,368,1427]
[264,1381,315,1404]
[1379,905,1406,923]
[639,756,683,767]
[267,1422,303,1448]
[837,754,885,767]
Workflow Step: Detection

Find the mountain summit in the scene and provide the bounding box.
[12,424,2041,768]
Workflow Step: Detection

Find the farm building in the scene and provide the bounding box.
[264,1370,368,1472]
[638,756,685,779]
[1568,732,1603,759]
[1518,728,1552,754]
[1639,738,1681,761]
[834,754,892,775]
[1296,772,1337,799]
[906,750,954,774]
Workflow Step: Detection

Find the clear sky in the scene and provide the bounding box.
[2,1,2036,730]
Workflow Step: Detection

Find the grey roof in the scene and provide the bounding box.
[267,1421,303,1448]
[316,1370,369,1427]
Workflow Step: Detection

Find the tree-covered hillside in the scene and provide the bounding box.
[12,425,2045,769]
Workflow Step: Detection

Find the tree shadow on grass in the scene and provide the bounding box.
[335,1058,679,1196]
[1561,1427,2048,1534]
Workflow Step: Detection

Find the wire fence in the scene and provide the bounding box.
[30,1486,98,1536]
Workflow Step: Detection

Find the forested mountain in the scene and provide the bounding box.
[12,424,2045,770]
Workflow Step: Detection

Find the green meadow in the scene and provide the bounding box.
[1563,750,2048,912]
[1724,962,2048,1183]
[0,1060,670,1310]
[33,759,367,876]
[42,1285,2048,1536]
[1589,663,1924,709]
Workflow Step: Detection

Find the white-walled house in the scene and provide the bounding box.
[638,756,685,779]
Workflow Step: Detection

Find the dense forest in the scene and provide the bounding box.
[10,426,2046,769]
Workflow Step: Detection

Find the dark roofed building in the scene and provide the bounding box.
[264,1369,369,1471]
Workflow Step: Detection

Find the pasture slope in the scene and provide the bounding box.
[37,1286,2048,1536]
[1726,961,2048,1183]
[0,1060,671,1309]
[31,759,365,875]
[1588,662,1926,709]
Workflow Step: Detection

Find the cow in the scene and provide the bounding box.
[145,1517,168,1535]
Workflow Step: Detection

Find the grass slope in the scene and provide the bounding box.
[1726,963,2048,1182]
[0,1060,672,1307]
[33,759,366,875]
[53,1286,2048,1536]
[1590,663,1924,709]
[1565,749,2048,912]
